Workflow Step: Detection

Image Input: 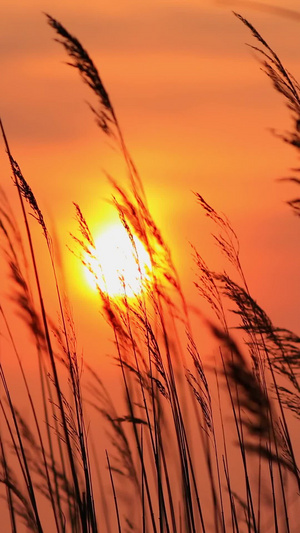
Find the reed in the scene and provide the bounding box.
[0,11,299,532]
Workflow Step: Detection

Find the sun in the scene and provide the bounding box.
[84,224,152,298]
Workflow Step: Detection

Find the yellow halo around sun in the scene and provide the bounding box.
[84,224,152,298]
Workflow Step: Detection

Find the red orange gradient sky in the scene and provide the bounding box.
[1,0,300,353]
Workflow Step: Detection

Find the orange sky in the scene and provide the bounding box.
[1,1,300,530]
[1,0,300,358]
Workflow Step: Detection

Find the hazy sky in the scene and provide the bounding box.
[1,3,300,529]
[1,0,300,340]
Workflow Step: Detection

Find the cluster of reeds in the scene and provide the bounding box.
[0,12,299,532]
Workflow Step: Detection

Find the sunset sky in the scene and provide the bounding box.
[1,0,300,359]
[1,1,300,530]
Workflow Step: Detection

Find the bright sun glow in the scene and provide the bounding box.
[84,224,152,298]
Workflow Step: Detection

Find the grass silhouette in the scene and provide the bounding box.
[0,11,299,532]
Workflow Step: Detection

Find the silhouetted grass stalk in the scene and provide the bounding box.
[0,11,299,533]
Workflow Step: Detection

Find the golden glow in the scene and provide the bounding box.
[84,224,151,298]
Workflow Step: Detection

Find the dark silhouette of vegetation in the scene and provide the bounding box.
[0,11,299,532]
